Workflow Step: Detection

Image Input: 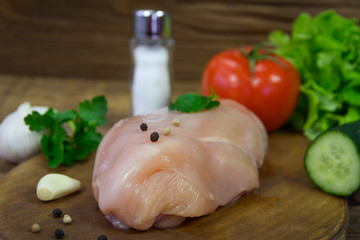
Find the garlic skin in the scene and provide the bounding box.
[0,102,48,164]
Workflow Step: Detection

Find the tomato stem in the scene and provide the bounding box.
[242,43,288,80]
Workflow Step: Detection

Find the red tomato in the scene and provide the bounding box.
[202,47,301,132]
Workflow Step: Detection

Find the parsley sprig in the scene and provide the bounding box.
[24,96,107,168]
[169,91,220,113]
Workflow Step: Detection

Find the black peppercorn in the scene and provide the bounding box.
[52,208,62,218]
[97,235,108,240]
[54,229,64,239]
[140,123,148,131]
[150,132,159,142]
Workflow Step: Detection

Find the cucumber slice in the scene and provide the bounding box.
[305,130,360,196]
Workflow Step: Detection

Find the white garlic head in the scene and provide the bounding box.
[0,102,48,164]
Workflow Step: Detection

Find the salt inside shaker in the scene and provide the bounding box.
[130,9,174,116]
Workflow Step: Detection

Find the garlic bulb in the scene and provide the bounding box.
[0,102,48,164]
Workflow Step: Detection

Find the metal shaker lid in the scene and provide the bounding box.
[134,10,171,39]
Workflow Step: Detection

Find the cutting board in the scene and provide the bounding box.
[0,131,347,240]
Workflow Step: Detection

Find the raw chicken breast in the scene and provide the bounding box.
[92,99,267,231]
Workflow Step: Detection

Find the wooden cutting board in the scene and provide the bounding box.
[0,131,347,240]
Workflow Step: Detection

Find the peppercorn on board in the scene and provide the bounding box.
[0,131,347,239]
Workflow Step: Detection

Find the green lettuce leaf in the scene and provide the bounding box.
[269,10,360,139]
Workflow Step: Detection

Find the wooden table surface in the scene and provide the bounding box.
[0,0,359,81]
[1,75,360,239]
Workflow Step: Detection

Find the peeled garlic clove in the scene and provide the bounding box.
[0,102,48,164]
[36,173,81,201]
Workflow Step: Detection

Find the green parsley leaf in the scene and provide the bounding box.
[54,109,77,124]
[169,91,220,113]
[79,96,107,127]
[42,124,67,168]
[24,109,55,131]
[25,96,108,168]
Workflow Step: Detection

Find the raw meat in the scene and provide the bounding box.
[92,99,267,230]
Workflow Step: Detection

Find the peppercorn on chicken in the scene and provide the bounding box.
[92,99,268,230]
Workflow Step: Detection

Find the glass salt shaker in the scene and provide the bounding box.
[130,9,174,116]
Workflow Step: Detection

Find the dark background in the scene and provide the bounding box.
[0,0,359,81]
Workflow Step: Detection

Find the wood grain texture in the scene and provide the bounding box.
[0,75,358,239]
[0,131,347,240]
[0,0,359,80]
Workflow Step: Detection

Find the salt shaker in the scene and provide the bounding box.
[130,9,174,116]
